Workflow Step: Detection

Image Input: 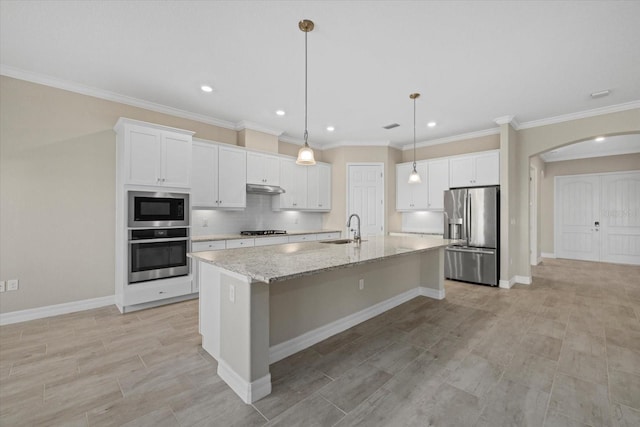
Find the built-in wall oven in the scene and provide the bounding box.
[127,191,190,283]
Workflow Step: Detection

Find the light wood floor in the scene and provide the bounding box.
[1,259,639,426]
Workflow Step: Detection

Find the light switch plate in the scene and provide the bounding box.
[7,279,18,291]
[0,281,5,292]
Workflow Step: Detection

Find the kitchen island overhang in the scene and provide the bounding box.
[190,235,451,403]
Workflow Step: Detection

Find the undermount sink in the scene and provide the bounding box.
[320,239,367,244]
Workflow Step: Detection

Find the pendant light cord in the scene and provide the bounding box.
[413,96,416,169]
[304,30,309,146]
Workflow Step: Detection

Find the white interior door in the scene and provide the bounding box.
[556,175,600,261]
[600,172,640,265]
[348,164,384,237]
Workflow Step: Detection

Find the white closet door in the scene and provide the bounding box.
[348,164,384,236]
[556,175,600,261]
[600,172,640,265]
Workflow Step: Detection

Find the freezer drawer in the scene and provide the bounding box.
[445,247,498,286]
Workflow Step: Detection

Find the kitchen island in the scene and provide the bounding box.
[189,235,451,403]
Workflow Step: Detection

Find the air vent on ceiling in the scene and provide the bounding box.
[383,123,400,130]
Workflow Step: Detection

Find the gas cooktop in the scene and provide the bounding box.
[240,230,287,236]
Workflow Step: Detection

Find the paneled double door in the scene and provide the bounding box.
[556,171,640,265]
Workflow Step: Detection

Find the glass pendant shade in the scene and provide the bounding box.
[296,143,316,165]
[408,164,422,184]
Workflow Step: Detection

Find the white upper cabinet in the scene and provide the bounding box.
[396,162,429,210]
[191,142,246,208]
[426,158,449,210]
[449,150,500,188]
[273,159,332,211]
[246,152,280,186]
[276,158,308,209]
[120,121,192,188]
[307,163,332,211]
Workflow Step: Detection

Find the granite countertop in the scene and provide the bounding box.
[192,230,341,242]
[189,235,451,284]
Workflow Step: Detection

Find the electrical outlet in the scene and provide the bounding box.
[7,279,19,291]
[229,285,235,303]
[202,219,208,227]
[0,281,5,292]
[359,279,364,290]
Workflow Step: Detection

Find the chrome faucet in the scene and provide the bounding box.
[347,213,361,243]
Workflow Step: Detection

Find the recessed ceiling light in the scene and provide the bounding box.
[427,121,437,128]
[200,85,213,93]
[326,126,335,132]
[595,136,605,142]
[276,110,286,116]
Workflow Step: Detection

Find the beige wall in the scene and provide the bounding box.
[0,76,239,314]
[539,153,640,255]
[321,146,402,234]
[529,155,545,262]
[238,129,279,153]
[515,108,640,280]
[402,133,500,163]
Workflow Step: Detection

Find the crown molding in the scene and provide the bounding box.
[0,64,238,130]
[400,128,500,151]
[235,121,283,136]
[518,100,640,130]
[494,115,521,129]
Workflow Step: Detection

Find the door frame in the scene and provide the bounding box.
[346,162,385,236]
[529,165,538,265]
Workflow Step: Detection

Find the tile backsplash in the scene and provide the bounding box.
[402,211,444,234]
[191,193,324,236]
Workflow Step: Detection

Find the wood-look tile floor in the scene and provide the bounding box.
[1,258,639,426]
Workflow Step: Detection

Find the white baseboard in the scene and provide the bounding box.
[0,295,115,326]
[499,277,516,289]
[268,287,422,364]
[515,275,532,285]
[541,252,556,259]
[419,286,446,300]
[217,359,271,404]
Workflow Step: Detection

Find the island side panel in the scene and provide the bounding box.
[269,252,426,348]
[419,247,446,299]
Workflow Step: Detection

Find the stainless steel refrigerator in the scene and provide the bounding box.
[443,186,499,286]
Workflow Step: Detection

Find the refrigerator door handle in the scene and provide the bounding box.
[466,193,471,243]
[446,247,495,255]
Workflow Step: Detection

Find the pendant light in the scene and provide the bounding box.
[296,19,316,165]
[408,93,422,183]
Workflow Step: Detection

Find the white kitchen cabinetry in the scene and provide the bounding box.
[254,236,289,247]
[274,160,332,211]
[426,158,449,210]
[118,120,193,188]
[226,238,255,249]
[307,163,332,211]
[396,162,429,210]
[288,234,317,243]
[192,240,226,252]
[449,150,500,188]
[274,158,308,209]
[316,232,341,241]
[247,152,280,186]
[192,142,247,208]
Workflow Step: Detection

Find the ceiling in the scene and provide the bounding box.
[539,133,640,162]
[1,1,639,149]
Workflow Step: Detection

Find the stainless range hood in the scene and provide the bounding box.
[246,183,286,194]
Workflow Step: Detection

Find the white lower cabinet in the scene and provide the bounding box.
[192,240,226,252]
[288,234,318,243]
[316,232,341,241]
[254,236,289,247]
[124,278,193,307]
[226,238,255,249]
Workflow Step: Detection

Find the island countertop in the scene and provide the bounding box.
[189,235,452,284]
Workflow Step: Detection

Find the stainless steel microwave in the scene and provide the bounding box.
[128,191,189,228]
